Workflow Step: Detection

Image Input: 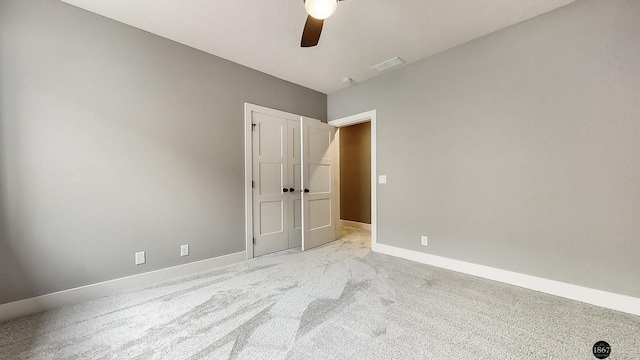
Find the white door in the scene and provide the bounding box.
[287,121,303,248]
[301,118,337,250]
[252,113,289,256]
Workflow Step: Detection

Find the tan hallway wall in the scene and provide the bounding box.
[339,122,371,224]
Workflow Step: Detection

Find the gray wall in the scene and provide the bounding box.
[340,122,371,224]
[0,0,326,304]
[329,0,640,298]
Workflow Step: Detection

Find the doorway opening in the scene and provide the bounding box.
[339,121,371,230]
[329,110,377,250]
[337,122,371,248]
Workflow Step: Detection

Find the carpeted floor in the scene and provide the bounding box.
[1,227,639,360]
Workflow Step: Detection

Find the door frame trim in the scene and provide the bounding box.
[328,110,377,248]
[244,103,302,260]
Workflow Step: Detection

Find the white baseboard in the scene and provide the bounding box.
[0,251,246,323]
[372,243,640,317]
[340,220,372,231]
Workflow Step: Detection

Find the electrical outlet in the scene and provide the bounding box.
[181,244,189,257]
[421,236,428,246]
[135,251,146,265]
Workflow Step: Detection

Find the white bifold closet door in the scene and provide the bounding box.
[301,117,337,251]
[252,110,335,257]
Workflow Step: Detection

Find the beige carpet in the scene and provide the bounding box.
[1,227,639,359]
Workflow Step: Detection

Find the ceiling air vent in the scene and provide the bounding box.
[371,57,406,72]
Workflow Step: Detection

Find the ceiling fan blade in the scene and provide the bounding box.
[301,15,324,47]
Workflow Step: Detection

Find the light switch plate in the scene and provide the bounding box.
[379,175,387,184]
[135,251,146,265]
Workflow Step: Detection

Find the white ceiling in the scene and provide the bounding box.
[59,0,574,94]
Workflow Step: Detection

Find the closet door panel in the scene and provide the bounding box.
[252,113,289,256]
[287,121,302,248]
[301,118,337,251]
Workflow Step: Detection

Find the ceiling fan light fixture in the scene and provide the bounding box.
[305,0,338,20]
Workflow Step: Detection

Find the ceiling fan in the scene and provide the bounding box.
[301,0,345,47]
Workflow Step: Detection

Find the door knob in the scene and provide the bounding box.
[289,188,295,192]
[283,188,289,193]
[304,188,310,193]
